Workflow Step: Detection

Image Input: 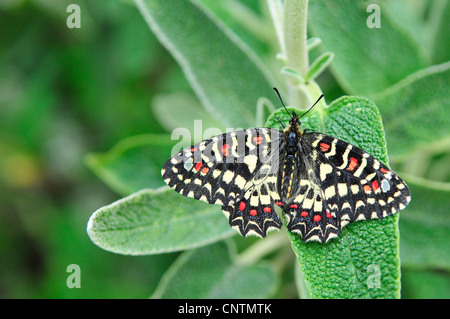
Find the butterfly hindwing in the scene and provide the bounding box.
[283,184,344,243]
[161,128,283,237]
[293,133,411,239]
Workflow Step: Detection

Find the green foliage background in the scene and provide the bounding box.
[0,0,449,298]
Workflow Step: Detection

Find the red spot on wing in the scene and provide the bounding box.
[194,162,203,171]
[301,211,308,217]
[253,136,264,145]
[239,201,246,211]
[363,185,372,192]
[263,207,271,213]
[191,147,198,152]
[380,167,389,174]
[290,204,298,209]
[372,180,379,190]
[201,167,209,174]
[326,211,332,218]
[313,215,321,222]
[347,157,358,171]
[222,144,230,157]
[249,209,257,216]
[275,201,284,207]
[320,142,330,152]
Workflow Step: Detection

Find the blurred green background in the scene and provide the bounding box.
[0,0,183,298]
[0,0,449,298]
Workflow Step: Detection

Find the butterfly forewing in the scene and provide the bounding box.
[161,128,284,237]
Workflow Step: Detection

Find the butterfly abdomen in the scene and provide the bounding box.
[278,153,297,201]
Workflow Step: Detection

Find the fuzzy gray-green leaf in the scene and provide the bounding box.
[305,52,334,82]
[151,241,278,298]
[87,188,234,255]
[374,62,450,158]
[399,176,450,270]
[85,134,176,195]
[135,0,276,128]
[308,0,427,95]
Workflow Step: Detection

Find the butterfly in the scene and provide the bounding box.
[161,89,411,243]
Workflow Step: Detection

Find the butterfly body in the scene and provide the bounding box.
[161,108,411,243]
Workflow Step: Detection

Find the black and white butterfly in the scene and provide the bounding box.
[161,89,411,243]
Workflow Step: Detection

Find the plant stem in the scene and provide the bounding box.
[284,0,309,76]
[283,0,312,108]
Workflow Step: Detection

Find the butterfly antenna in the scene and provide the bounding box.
[298,94,324,119]
[273,87,292,119]
[275,117,285,129]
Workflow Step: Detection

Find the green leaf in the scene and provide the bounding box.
[281,66,305,84]
[374,61,450,158]
[399,176,450,270]
[135,0,277,128]
[308,0,427,95]
[151,91,226,134]
[85,134,177,195]
[87,188,234,255]
[267,0,285,54]
[266,96,401,298]
[401,269,450,299]
[256,96,276,127]
[151,241,278,298]
[431,0,450,64]
[305,52,334,82]
[306,37,321,51]
[195,0,272,59]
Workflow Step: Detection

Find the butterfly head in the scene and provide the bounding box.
[272,88,324,136]
[285,110,304,137]
[290,110,301,125]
